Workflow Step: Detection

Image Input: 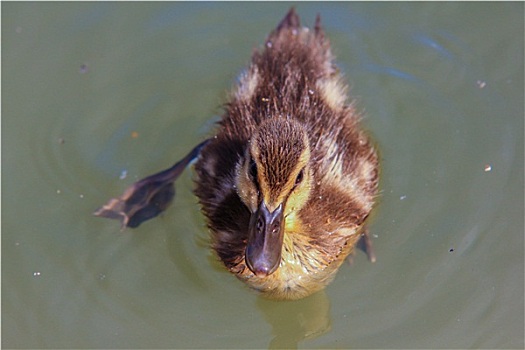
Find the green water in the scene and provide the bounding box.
[2,2,523,348]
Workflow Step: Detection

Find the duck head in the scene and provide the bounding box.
[236,118,313,277]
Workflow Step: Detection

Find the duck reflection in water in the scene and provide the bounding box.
[95,8,379,303]
[258,290,332,349]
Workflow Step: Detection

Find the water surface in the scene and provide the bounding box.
[2,2,523,348]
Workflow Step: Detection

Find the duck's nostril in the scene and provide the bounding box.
[256,218,264,233]
[271,221,280,235]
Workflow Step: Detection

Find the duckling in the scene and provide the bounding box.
[95,8,379,300]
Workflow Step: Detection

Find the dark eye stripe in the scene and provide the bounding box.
[248,157,261,195]
[249,158,258,180]
[295,169,304,184]
[293,169,304,189]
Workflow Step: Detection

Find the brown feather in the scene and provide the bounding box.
[193,8,379,300]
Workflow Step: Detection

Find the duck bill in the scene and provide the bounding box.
[245,202,285,277]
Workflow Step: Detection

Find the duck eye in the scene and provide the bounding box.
[249,158,258,180]
[295,169,304,186]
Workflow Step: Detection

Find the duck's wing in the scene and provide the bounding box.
[94,139,210,229]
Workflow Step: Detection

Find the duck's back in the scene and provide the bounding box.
[221,9,350,138]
